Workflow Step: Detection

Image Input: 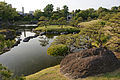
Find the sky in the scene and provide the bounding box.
[0,0,120,13]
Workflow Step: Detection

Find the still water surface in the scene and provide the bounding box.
[0,29,61,76]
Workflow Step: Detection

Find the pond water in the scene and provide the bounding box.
[0,29,62,76]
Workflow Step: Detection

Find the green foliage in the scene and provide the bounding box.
[57,17,67,28]
[0,64,25,80]
[44,4,54,18]
[34,9,43,19]
[50,34,90,54]
[6,40,14,48]
[0,34,15,53]
[38,16,49,27]
[79,20,111,48]
[69,18,78,26]
[104,13,120,52]
[44,4,54,13]
[0,2,18,22]
[47,44,68,56]
[61,5,69,18]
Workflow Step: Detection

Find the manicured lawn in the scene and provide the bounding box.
[35,25,76,30]
[26,65,120,80]
[34,25,80,33]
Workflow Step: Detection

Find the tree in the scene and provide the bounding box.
[47,44,68,56]
[0,64,25,80]
[50,34,90,54]
[97,7,109,14]
[57,17,67,28]
[38,16,49,28]
[77,17,83,23]
[111,6,118,12]
[106,13,120,52]
[43,4,54,18]
[0,2,18,26]
[34,9,43,19]
[87,17,92,21]
[51,12,60,20]
[56,7,60,12]
[0,34,5,53]
[79,21,111,48]
[75,10,89,20]
[61,5,69,18]
[69,18,78,26]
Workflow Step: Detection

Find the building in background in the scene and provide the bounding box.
[29,11,34,15]
[67,14,72,21]
[18,7,25,15]
[22,7,24,14]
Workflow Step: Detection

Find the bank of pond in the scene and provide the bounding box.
[0,23,120,80]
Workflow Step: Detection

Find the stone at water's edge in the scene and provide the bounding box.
[60,48,120,79]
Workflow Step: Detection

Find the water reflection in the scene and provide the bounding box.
[39,36,49,47]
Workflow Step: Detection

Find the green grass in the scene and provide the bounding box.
[26,65,68,80]
[34,25,80,33]
[35,25,75,30]
[26,65,120,80]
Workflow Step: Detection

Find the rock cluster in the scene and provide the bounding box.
[60,48,120,79]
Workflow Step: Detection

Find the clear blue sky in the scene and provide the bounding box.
[0,0,120,13]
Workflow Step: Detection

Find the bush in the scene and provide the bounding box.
[47,44,68,56]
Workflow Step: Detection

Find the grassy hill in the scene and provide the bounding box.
[26,64,120,80]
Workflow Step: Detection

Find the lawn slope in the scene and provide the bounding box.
[26,65,120,80]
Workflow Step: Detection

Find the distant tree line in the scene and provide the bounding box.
[1,1,120,27]
[34,4,120,26]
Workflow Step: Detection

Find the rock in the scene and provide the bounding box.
[23,34,39,42]
[23,37,30,42]
[3,47,10,51]
[60,32,68,35]
[16,31,21,35]
[60,48,120,79]
[40,32,46,35]
[34,34,39,37]
[12,39,21,47]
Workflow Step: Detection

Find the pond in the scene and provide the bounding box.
[0,29,62,76]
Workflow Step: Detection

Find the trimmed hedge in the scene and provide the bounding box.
[47,44,68,56]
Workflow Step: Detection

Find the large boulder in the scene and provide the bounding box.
[60,48,120,79]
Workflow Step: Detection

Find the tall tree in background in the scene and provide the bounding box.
[0,2,18,26]
[61,5,69,18]
[34,9,43,19]
[43,4,54,18]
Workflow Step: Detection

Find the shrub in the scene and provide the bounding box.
[47,44,68,56]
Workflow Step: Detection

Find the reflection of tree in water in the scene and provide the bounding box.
[39,35,49,47]
[46,34,58,39]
